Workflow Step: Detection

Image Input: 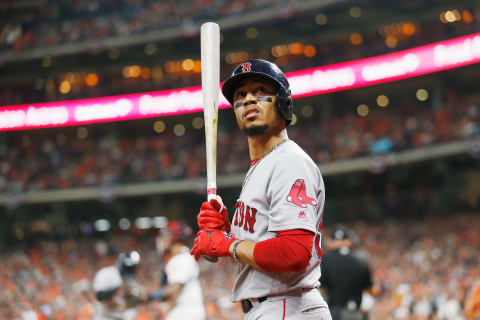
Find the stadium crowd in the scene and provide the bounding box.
[1,0,477,53]
[0,89,478,194]
[2,2,479,320]
[0,0,478,106]
[1,0,282,51]
[1,213,478,319]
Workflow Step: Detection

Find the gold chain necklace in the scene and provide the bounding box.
[241,139,289,192]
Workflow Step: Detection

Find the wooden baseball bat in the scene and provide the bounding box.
[201,22,219,202]
[201,22,220,263]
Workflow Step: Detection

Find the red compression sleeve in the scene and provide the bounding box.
[253,229,314,272]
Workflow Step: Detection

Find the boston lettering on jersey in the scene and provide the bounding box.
[233,200,257,233]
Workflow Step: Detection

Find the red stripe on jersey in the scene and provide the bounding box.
[282,298,286,320]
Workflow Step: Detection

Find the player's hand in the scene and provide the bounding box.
[190,229,237,261]
[197,195,231,232]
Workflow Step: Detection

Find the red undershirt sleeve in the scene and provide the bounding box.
[253,229,314,272]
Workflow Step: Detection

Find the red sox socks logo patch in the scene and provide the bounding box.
[286,179,317,208]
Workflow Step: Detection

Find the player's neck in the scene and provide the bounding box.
[248,128,288,160]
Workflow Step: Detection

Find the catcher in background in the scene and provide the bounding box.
[92,251,146,320]
[92,242,203,320]
[191,59,331,319]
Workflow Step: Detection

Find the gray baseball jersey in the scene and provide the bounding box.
[230,140,325,302]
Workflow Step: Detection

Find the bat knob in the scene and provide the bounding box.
[207,189,217,202]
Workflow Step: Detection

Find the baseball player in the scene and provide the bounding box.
[156,220,206,320]
[191,59,331,319]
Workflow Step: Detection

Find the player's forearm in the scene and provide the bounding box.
[228,240,261,269]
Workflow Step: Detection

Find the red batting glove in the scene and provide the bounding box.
[197,197,231,232]
[190,229,237,261]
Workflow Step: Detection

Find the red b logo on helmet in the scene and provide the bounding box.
[241,62,252,73]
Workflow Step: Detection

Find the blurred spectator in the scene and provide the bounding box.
[0,0,284,51]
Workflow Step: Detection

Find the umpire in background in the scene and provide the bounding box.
[320,225,377,320]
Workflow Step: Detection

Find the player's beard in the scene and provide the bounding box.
[243,124,268,136]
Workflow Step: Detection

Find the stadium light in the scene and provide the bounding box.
[59,81,71,94]
[192,117,204,129]
[350,33,363,46]
[119,218,131,230]
[173,124,186,136]
[416,89,429,101]
[357,104,369,116]
[377,95,389,107]
[301,105,314,117]
[135,217,152,229]
[152,216,168,228]
[315,13,327,25]
[153,120,166,133]
[94,219,111,232]
[349,6,362,18]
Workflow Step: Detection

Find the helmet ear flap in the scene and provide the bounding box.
[275,87,293,126]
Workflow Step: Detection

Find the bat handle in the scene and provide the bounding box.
[203,188,218,263]
[207,187,216,202]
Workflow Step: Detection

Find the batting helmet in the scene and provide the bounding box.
[221,59,293,125]
[117,251,141,280]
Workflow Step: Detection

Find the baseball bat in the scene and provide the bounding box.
[201,22,219,202]
[201,22,220,263]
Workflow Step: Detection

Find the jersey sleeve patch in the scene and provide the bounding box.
[286,179,318,208]
[267,152,324,233]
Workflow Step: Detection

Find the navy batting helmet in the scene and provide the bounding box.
[117,251,140,280]
[221,59,293,125]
